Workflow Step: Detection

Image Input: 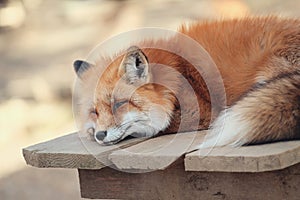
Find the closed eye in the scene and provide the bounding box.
[90,109,99,120]
[113,100,128,112]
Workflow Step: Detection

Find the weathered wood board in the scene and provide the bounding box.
[109,131,206,170]
[23,131,300,172]
[79,159,300,200]
[23,132,145,169]
[185,140,300,172]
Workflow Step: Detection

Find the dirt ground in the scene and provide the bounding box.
[0,168,81,200]
[0,0,299,199]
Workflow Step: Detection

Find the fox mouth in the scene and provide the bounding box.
[102,136,125,145]
[95,121,157,145]
[95,123,136,145]
[95,129,127,145]
[96,115,144,145]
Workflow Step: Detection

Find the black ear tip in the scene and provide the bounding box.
[73,60,84,73]
[73,60,93,76]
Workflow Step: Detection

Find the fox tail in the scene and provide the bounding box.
[200,71,300,148]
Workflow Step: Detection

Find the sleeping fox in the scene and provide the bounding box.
[73,16,300,148]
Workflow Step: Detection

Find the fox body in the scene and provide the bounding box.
[74,16,300,147]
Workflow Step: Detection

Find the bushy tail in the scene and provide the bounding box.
[201,71,300,148]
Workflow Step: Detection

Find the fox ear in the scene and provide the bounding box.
[73,60,93,77]
[118,46,150,84]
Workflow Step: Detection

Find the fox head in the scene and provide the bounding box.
[73,46,181,145]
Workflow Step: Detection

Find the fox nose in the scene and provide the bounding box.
[95,131,107,141]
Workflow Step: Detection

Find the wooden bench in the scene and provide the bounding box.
[23,131,300,199]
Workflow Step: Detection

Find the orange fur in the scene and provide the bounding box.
[74,16,300,146]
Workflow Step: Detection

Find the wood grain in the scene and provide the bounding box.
[23,131,300,172]
[185,140,300,172]
[79,160,300,200]
[23,132,145,169]
[109,131,206,170]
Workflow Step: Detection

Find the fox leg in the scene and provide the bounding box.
[200,71,300,148]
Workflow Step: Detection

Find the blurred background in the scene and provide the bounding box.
[0,0,299,199]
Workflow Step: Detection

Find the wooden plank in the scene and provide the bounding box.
[185,140,300,172]
[109,131,206,170]
[79,160,300,200]
[23,132,145,169]
[23,131,300,172]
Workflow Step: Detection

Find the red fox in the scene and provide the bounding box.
[73,16,300,148]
